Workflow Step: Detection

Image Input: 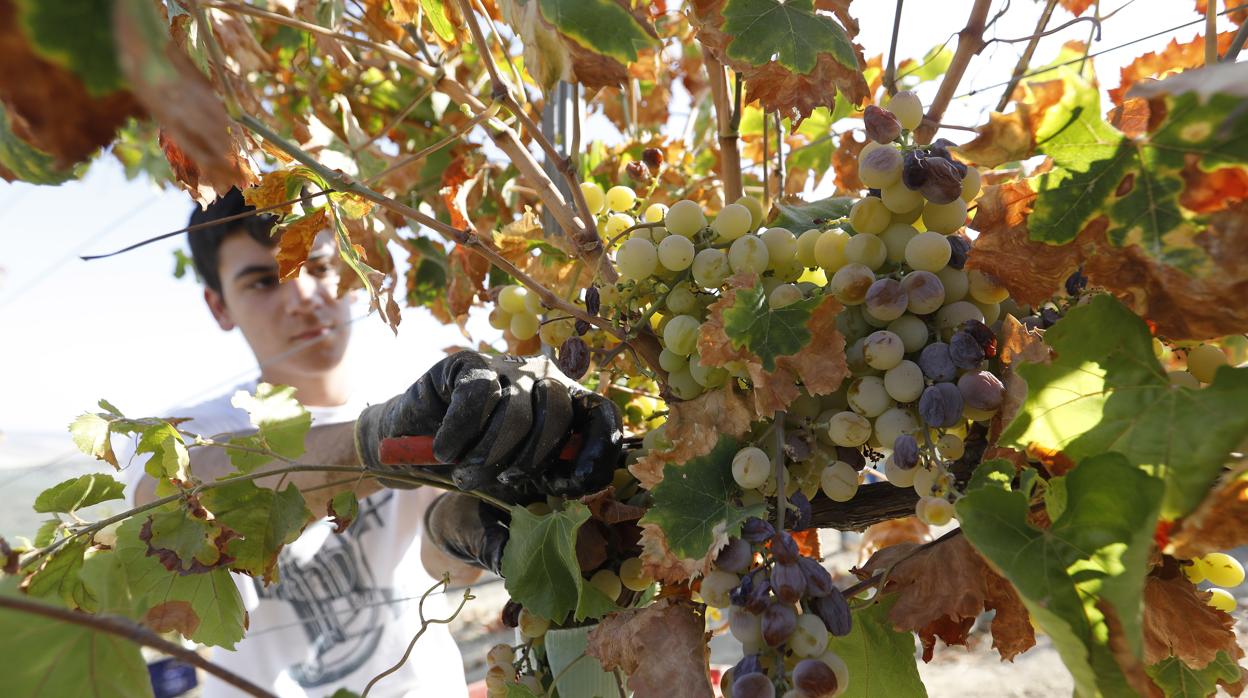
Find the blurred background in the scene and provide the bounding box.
[0,1,1233,692]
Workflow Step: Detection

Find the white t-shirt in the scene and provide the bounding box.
[121,382,469,698]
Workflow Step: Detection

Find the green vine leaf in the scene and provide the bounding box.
[420,0,456,42]
[638,437,763,560]
[1146,650,1243,697]
[136,422,190,480]
[115,516,246,649]
[536,0,655,65]
[501,502,590,622]
[1000,295,1248,519]
[14,0,126,95]
[767,195,854,231]
[199,480,313,585]
[24,538,93,611]
[69,409,118,467]
[33,474,125,514]
[227,383,312,473]
[722,286,822,371]
[0,102,81,185]
[825,595,928,698]
[141,508,238,575]
[957,452,1164,697]
[0,578,153,698]
[720,0,857,73]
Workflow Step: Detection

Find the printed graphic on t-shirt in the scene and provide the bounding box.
[254,492,399,687]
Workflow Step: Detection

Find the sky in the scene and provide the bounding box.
[0,0,1210,464]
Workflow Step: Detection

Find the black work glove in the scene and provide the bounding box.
[424,492,510,575]
[355,351,622,503]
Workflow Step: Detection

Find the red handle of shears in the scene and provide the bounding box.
[378,434,584,466]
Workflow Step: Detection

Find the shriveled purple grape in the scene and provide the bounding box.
[734,654,763,680]
[585,286,601,315]
[919,157,963,204]
[893,434,920,469]
[793,658,840,697]
[960,319,997,358]
[574,318,591,336]
[557,337,590,380]
[947,234,971,270]
[928,138,956,161]
[791,492,813,531]
[1040,306,1061,328]
[732,672,776,698]
[744,575,772,614]
[902,150,928,190]
[772,561,807,603]
[785,432,812,461]
[771,531,800,564]
[918,342,957,382]
[1065,268,1087,296]
[501,600,522,628]
[811,591,852,636]
[957,370,1005,410]
[741,517,775,544]
[730,571,755,608]
[949,331,985,369]
[836,446,866,471]
[762,601,797,647]
[865,278,909,322]
[798,556,834,598]
[864,105,902,144]
[716,537,753,574]
[919,382,964,427]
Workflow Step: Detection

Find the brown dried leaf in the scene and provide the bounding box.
[243,170,297,216]
[628,385,753,490]
[1194,0,1248,27]
[857,536,1036,661]
[1059,0,1095,16]
[587,598,714,698]
[1168,468,1248,559]
[275,208,330,280]
[1099,600,1162,698]
[144,600,200,637]
[1109,32,1238,107]
[830,131,867,193]
[856,517,930,566]
[638,522,722,584]
[990,314,1051,443]
[1180,158,1248,214]
[0,0,144,167]
[1143,573,1243,667]
[579,487,647,525]
[956,79,1066,168]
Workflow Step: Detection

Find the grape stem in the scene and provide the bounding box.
[914,0,992,144]
[360,578,475,698]
[773,411,787,531]
[883,0,905,96]
[703,48,744,202]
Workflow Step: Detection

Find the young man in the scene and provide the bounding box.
[125,189,622,697]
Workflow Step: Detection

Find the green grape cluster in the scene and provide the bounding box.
[1183,552,1245,613]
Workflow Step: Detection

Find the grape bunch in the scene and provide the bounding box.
[1183,552,1245,613]
[705,520,850,698]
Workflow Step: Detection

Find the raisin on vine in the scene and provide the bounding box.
[557,337,590,380]
[584,286,601,316]
[642,147,664,170]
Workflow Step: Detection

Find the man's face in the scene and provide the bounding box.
[205,229,352,379]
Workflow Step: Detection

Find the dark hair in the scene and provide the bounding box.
[187,187,277,293]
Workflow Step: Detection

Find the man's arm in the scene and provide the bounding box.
[134,422,382,514]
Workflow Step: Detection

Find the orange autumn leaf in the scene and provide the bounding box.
[856,517,930,565]
[1059,0,1095,15]
[629,385,753,490]
[275,208,330,280]
[1109,32,1239,107]
[243,170,297,217]
[956,79,1066,167]
[1167,468,1248,559]
[1180,159,1248,214]
[1194,0,1248,27]
[856,535,1036,661]
[587,598,714,698]
[1143,572,1244,668]
[638,522,722,584]
[830,131,867,193]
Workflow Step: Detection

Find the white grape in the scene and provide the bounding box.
[713,203,754,241]
[901,270,946,314]
[700,570,740,609]
[666,199,707,237]
[510,312,539,340]
[821,461,859,502]
[874,407,918,449]
[848,376,893,417]
[879,223,917,263]
[849,196,890,235]
[936,267,969,302]
[858,147,903,188]
[667,368,704,399]
[937,433,964,459]
[891,201,924,225]
[658,235,696,271]
[912,465,942,496]
[829,263,875,305]
[518,608,550,639]
[604,212,635,238]
[968,269,1010,304]
[729,235,770,274]
[845,233,887,270]
[884,360,925,402]
[735,196,765,230]
[581,182,606,214]
[884,455,916,487]
[616,237,658,280]
[973,299,1002,324]
[659,348,688,373]
[888,314,930,352]
[523,287,544,314]
[828,411,872,447]
[796,229,823,267]
[863,330,905,370]
[761,227,798,270]
[922,198,968,234]
[792,613,831,658]
[881,182,924,214]
[905,232,952,272]
[961,167,982,202]
[730,607,764,645]
[1188,344,1228,383]
[916,496,955,526]
[486,643,515,668]
[643,202,668,223]
[769,283,804,309]
[589,569,622,601]
[689,355,728,388]
[815,229,850,271]
[666,285,699,314]
[488,307,511,331]
[692,248,731,288]
[620,556,653,591]
[606,185,636,212]
[499,285,530,313]
[889,90,924,131]
[663,314,702,355]
[539,317,575,346]
[732,446,772,489]
[935,301,985,337]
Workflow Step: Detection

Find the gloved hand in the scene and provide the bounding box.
[355,351,622,502]
[424,492,510,574]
